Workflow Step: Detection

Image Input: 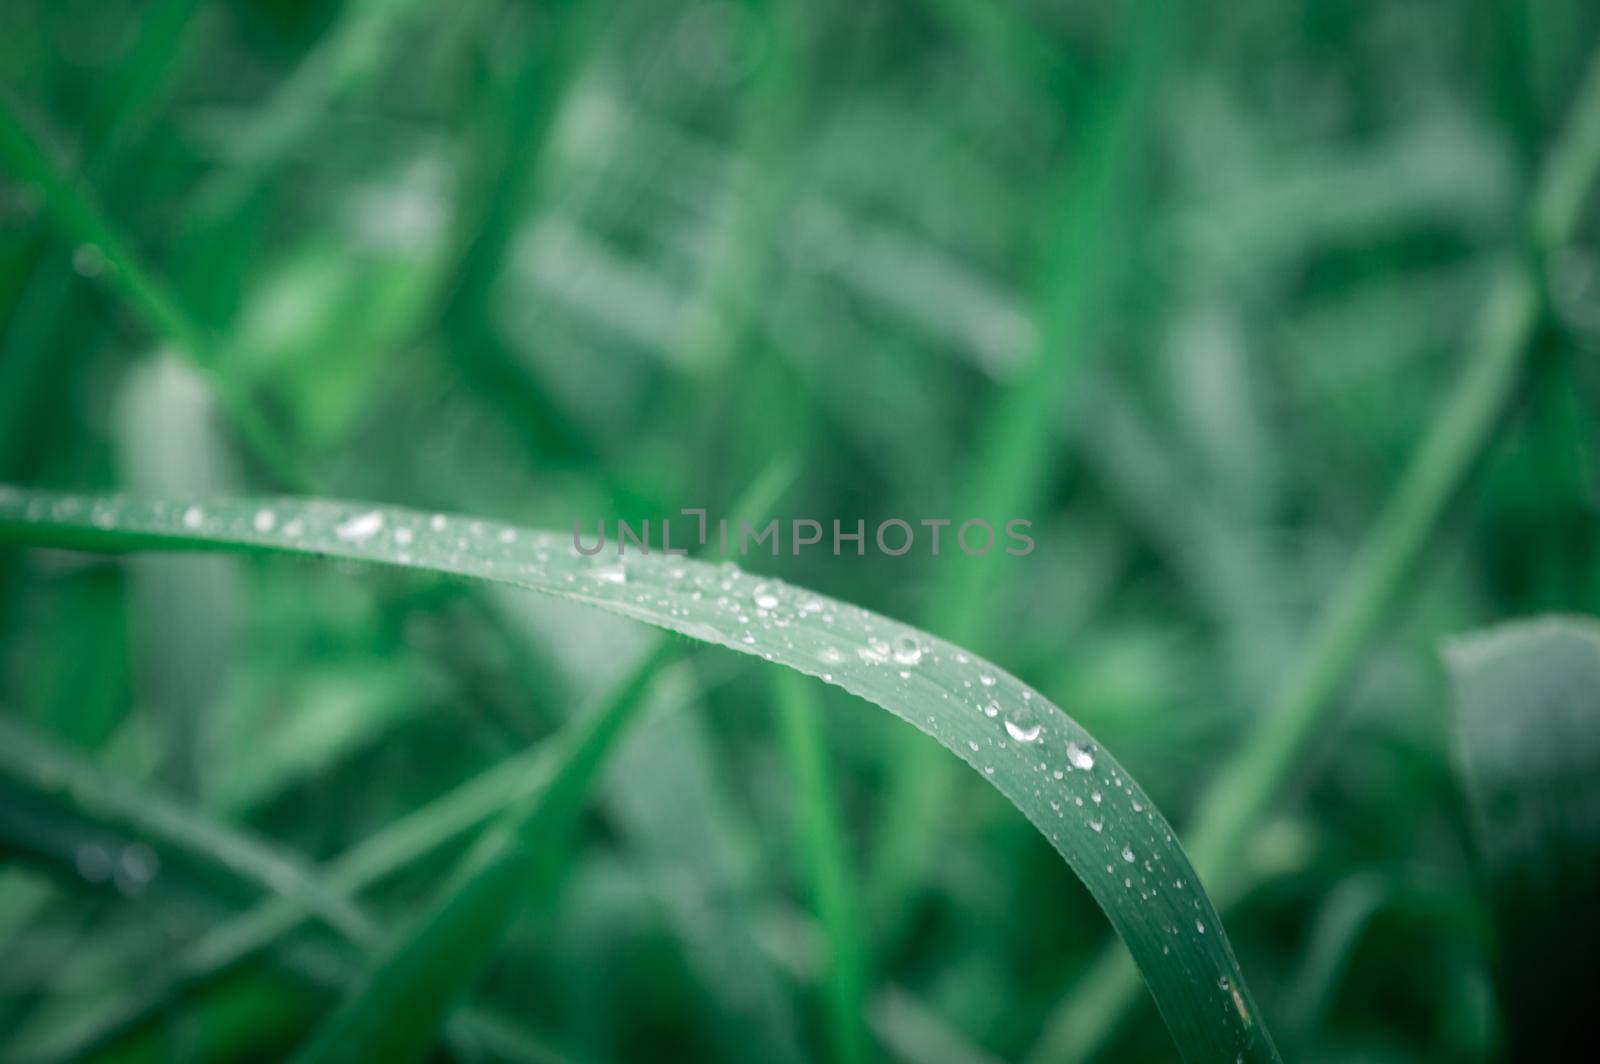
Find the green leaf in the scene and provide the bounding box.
[291,638,675,1064]
[0,486,1280,1063]
[1444,616,1600,1058]
[0,714,374,946]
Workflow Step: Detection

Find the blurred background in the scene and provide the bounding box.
[2,0,1600,1060]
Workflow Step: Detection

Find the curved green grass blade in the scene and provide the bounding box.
[0,486,1280,1063]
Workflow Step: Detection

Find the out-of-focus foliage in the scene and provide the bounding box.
[1,0,1599,1061]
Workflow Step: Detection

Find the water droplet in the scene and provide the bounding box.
[253,508,276,533]
[979,673,996,687]
[1121,845,1135,863]
[75,843,113,883]
[115,843,160,894]
[73,243,106,278]
[982,700,1000,718]
[1089,818,1103,833]
[1004,719,1042,743]
[182,506,204,530]
[891,634,923,666]
[590,563,627,584]
[752,582,780,610]
[336,510,385,543]
[1067,742,1095,770]
[1091,790,1103,805]
[394,527,414,546]
[430,513,447,531]
[1195,919,1206,934]
[818,646,846,665]
[499,528,517,543]
[857,640,890,665]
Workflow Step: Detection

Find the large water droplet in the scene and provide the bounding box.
[336,510,385,543]
[1067,741,1095,770]
[1004,719,1042,743]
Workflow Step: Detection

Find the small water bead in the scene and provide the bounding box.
[253,508,276,533]
[430,513,447,532]
[968,740,980,753]
[499,528,517,543]
[818,646,846,666]
[982,700,1000,718]
[1091,790,1103,805]
[115,842,160,894]
[857,640,890,665]
[1121,845,1135,863]
[1196,919,1206,934]
[1089,818,1104,833]
[394,526,414,546]
[1066,741,1095,770]
[1004,719,1042,743]
[590,563,628,584]
[336,510,385,543]
[752,582,780,609]
[979,673,996,687]
[182,506,204,530]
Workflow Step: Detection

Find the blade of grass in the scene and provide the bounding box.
[290,637,678,1064]
[0,714,373,946]
[1027,41,1600,1064]
[187,0,432,224]
[1445,616,1600,1057]
[26,652,704,1063]
[0,102,309,488]
[0,488,1281,1063]
[773,671,869,1064]
[605,664,807,1064]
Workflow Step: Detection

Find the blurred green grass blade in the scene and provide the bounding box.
[292,639,676,1064]
[1444,616,1600,1057]
[192,0,431,221]
[0,715,374,947]
[876,0,1180,916]
[0,489,1280,1063]
[607,668,806,1064]
[30,704,598,1062]
[773,672,869,1064]
[0,102,309,488]
[1029,40,1600,1064]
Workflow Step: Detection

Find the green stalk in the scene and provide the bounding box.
[291,639,677,1064]
[0,103,309,488]
[774,671,870,1064]
[1027,42,1600,1064]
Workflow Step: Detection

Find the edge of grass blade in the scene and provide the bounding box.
[0,487,1281,1063]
